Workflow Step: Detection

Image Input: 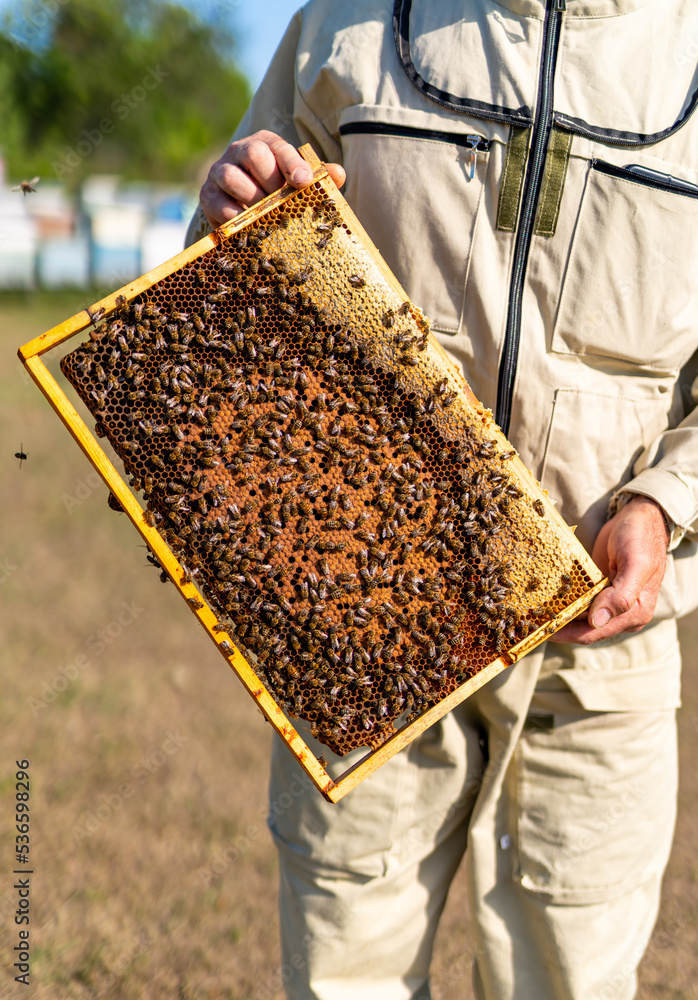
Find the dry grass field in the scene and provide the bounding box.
[1,293,696,999]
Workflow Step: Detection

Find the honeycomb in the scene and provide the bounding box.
[59,177,597,758]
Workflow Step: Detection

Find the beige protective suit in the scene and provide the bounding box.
[187,2,698,996]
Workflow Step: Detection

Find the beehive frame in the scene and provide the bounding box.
[19,146,606,802]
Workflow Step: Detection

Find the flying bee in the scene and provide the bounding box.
[13,175,40,196]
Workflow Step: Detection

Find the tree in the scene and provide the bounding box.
[0,0,251,185]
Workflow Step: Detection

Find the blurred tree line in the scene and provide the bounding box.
[0,0,251,186]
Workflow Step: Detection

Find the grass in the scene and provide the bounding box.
[1,292,697,998]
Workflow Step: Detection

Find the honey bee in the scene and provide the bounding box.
[88,306,107,328]
[348,275,365,288]
[13,175,41,196]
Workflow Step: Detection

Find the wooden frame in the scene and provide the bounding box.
[18,146,606,802]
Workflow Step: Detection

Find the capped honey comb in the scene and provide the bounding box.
[20,146,605,800]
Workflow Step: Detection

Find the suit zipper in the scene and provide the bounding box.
[495,0,566,434]
[339,121,491,183]
[338,121,491,152]
[592,159,698,199]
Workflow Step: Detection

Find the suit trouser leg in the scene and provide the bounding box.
[268,655,542,1000]
[468,677,678,1000]
[268,647,678,1000]
[269,708,483,1000]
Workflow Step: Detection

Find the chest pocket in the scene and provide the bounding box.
[551,160,698,374]
[338,113,491,335]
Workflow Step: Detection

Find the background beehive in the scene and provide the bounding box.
[22,148,605,796]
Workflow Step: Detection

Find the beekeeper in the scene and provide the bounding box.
[187,2,698,997]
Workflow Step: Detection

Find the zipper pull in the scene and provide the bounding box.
[554,0,566,10]
[465,135,480,181]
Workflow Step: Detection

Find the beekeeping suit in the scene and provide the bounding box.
[188,2,698,997]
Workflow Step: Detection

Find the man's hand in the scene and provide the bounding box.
[199,130,346,229]
[550,495,670,645]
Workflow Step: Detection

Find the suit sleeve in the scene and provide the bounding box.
[185,7,341,248]
[610,365,698,551]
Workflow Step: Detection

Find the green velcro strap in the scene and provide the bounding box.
[534,128,573,237]
[496,126,531,233]
[523,713,555,734]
